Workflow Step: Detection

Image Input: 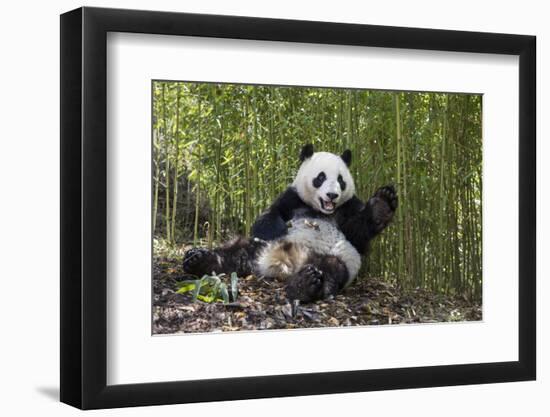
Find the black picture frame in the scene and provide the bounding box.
[60,6,536,410]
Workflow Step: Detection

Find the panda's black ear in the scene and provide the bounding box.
[299,144,314,161]
[341,149,352,166]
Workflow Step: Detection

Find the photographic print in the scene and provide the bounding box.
[61,8,535,407]
[152,81,482,334]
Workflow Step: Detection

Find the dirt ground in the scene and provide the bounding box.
[152,257,482,334]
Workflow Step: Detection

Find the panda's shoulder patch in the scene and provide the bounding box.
[277,186,308,219]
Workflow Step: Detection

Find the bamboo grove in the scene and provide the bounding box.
[152,81,482,301]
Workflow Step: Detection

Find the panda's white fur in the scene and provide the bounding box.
[256,151,361,287]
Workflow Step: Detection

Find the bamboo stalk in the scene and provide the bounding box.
[243,95,252,237]
[170,84,182,242]
[193,92,202,245]
[162,83,172,242]
[152,127,161,233]
[437,95,448,291]
[395,94,404,280]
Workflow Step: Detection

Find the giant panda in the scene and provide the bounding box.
[182,144,397,302]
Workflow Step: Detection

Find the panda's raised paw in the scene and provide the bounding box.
[374,185,398,211]
[286,264,324,303]
[366,185,398,233]
[182,247,221,277]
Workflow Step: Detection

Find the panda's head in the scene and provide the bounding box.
[292,144,356,215]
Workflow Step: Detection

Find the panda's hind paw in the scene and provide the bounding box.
[182,248,220,277]
[286,264,323,303]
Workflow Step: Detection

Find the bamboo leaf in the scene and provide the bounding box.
[191,279,202,302]
[219,283,229,304]
[175,281,196,294]
[230,272,239,301]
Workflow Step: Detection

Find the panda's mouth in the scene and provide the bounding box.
[319,198,336,213]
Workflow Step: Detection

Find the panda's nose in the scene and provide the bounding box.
[326,192,339,201]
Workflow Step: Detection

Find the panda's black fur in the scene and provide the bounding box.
[182,144,397,302]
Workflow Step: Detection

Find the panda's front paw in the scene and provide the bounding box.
[286,264,323,303]
[368,185,398,232]
[182,248,221,276]
[374,185,398,211]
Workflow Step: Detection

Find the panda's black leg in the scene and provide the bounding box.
[182,237,266,277]
[215,237,266,276]
[285,255,349,302]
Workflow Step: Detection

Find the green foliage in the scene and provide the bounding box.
[176,272,239,304]
[153,82,482,301]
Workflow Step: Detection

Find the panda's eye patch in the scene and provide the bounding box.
[338,174,347,191]
[312,172,326,188]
